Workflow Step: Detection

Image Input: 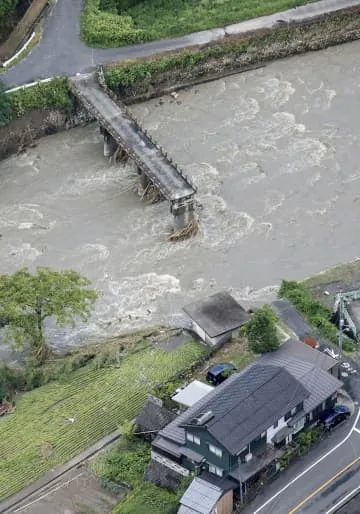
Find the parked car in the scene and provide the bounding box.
[206,363,237,386]
[321,405,350,430]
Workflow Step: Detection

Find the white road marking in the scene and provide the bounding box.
[353,427,360,434]
[324,484,360,514]
[13,471,84,512]
[253,409,360,513]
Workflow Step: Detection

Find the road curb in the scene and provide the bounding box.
[0,430,120,514]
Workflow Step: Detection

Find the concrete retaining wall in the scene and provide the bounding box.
[1,4,360,160]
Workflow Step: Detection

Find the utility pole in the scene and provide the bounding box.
[338,291,344,356]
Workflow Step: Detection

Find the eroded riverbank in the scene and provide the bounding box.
[1,40,360,352]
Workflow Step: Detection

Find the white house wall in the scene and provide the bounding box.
[192,322,207,343]
[266,416,287,444]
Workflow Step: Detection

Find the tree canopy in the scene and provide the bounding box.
[244,305,280,354]
[0,267,98,363]
[0,79,11,127]
[0,0,18,20]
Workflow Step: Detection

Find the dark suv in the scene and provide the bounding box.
[206,363,237,386]
[322,405,350,430]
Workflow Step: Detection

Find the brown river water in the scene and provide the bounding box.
[1,41,360,353]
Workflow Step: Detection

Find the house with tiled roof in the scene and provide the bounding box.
[148,340,342,504]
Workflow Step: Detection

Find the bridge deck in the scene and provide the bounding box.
[70,75,196,202]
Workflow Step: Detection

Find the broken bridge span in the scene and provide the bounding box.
[70,73,197,229]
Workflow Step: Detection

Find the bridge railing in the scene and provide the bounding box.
[95,68,198,193]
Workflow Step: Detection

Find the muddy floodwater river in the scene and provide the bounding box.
[1,41,360,351]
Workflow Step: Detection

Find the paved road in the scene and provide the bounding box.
[3,0,360,87]
[246,408,360,514]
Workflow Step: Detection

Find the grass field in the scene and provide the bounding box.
[0,340,205,500]
[82,0,314,47]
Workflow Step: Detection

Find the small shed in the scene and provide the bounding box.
[172,380,214,409]
[178,477,233,514]
[183,292,250,347]
[135,394,176,441]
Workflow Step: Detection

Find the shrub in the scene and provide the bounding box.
[0,79,11,126]
[243,305,280,353]
[81,0,147,47]
[8,77,72,118]
[278,280,344,348]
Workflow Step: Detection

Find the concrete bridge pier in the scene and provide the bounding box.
[100,127,117,157]
[137,168,150,190]
[170,197,195,229]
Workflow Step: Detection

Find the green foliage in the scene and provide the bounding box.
[98,438,150,488]
[8,77,72,119]
[296,425,322,454]
[81,0,147,47]
[278,280,353,350]
[0,79,11,126]
[83,0,312,48]
[244,305,280,353]
[0,0,18,20]
[113,483,178,514]
[0,340,205,499]
[120,419,137,442]
[0,267,98,363]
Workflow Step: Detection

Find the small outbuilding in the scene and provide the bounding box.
[183,292,250,347]
[171,380,214,409]
[135,394,177,441]
[178,477,233,514]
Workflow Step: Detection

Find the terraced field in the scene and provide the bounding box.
[0,340,205,499]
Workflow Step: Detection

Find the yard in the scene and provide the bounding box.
[82,0,314,47]
[0,339,205,500]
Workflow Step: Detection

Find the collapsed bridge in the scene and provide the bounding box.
[70,74,197,229]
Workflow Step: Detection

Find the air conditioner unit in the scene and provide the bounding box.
[245,453,253,463]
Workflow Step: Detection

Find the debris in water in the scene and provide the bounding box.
[168,218,199,242]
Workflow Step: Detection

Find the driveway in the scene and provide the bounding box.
[246,409,360,514]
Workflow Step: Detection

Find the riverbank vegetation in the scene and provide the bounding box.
[104,7,360,100]
[0,338,205,499]
[8,77,72,118]
[82,0,313,47]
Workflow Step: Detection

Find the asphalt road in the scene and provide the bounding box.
[3,0,360,87]
[246,408,360,514]
[2,0,223,87]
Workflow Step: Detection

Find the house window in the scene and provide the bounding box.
[273,420,279,429]
[209,463,223,477]
[186,433,200,445]
[209,444,222,458]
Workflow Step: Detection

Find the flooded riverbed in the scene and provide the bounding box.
[1,41,360,350]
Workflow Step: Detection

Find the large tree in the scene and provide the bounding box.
[0,267,98,363]
[0,79,11,127]
[244,305,280,354]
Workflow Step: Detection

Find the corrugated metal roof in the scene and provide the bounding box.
[183,292,249,337]
[172,380,214,407]
[271,337,337,371]
[179,478,223,514]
